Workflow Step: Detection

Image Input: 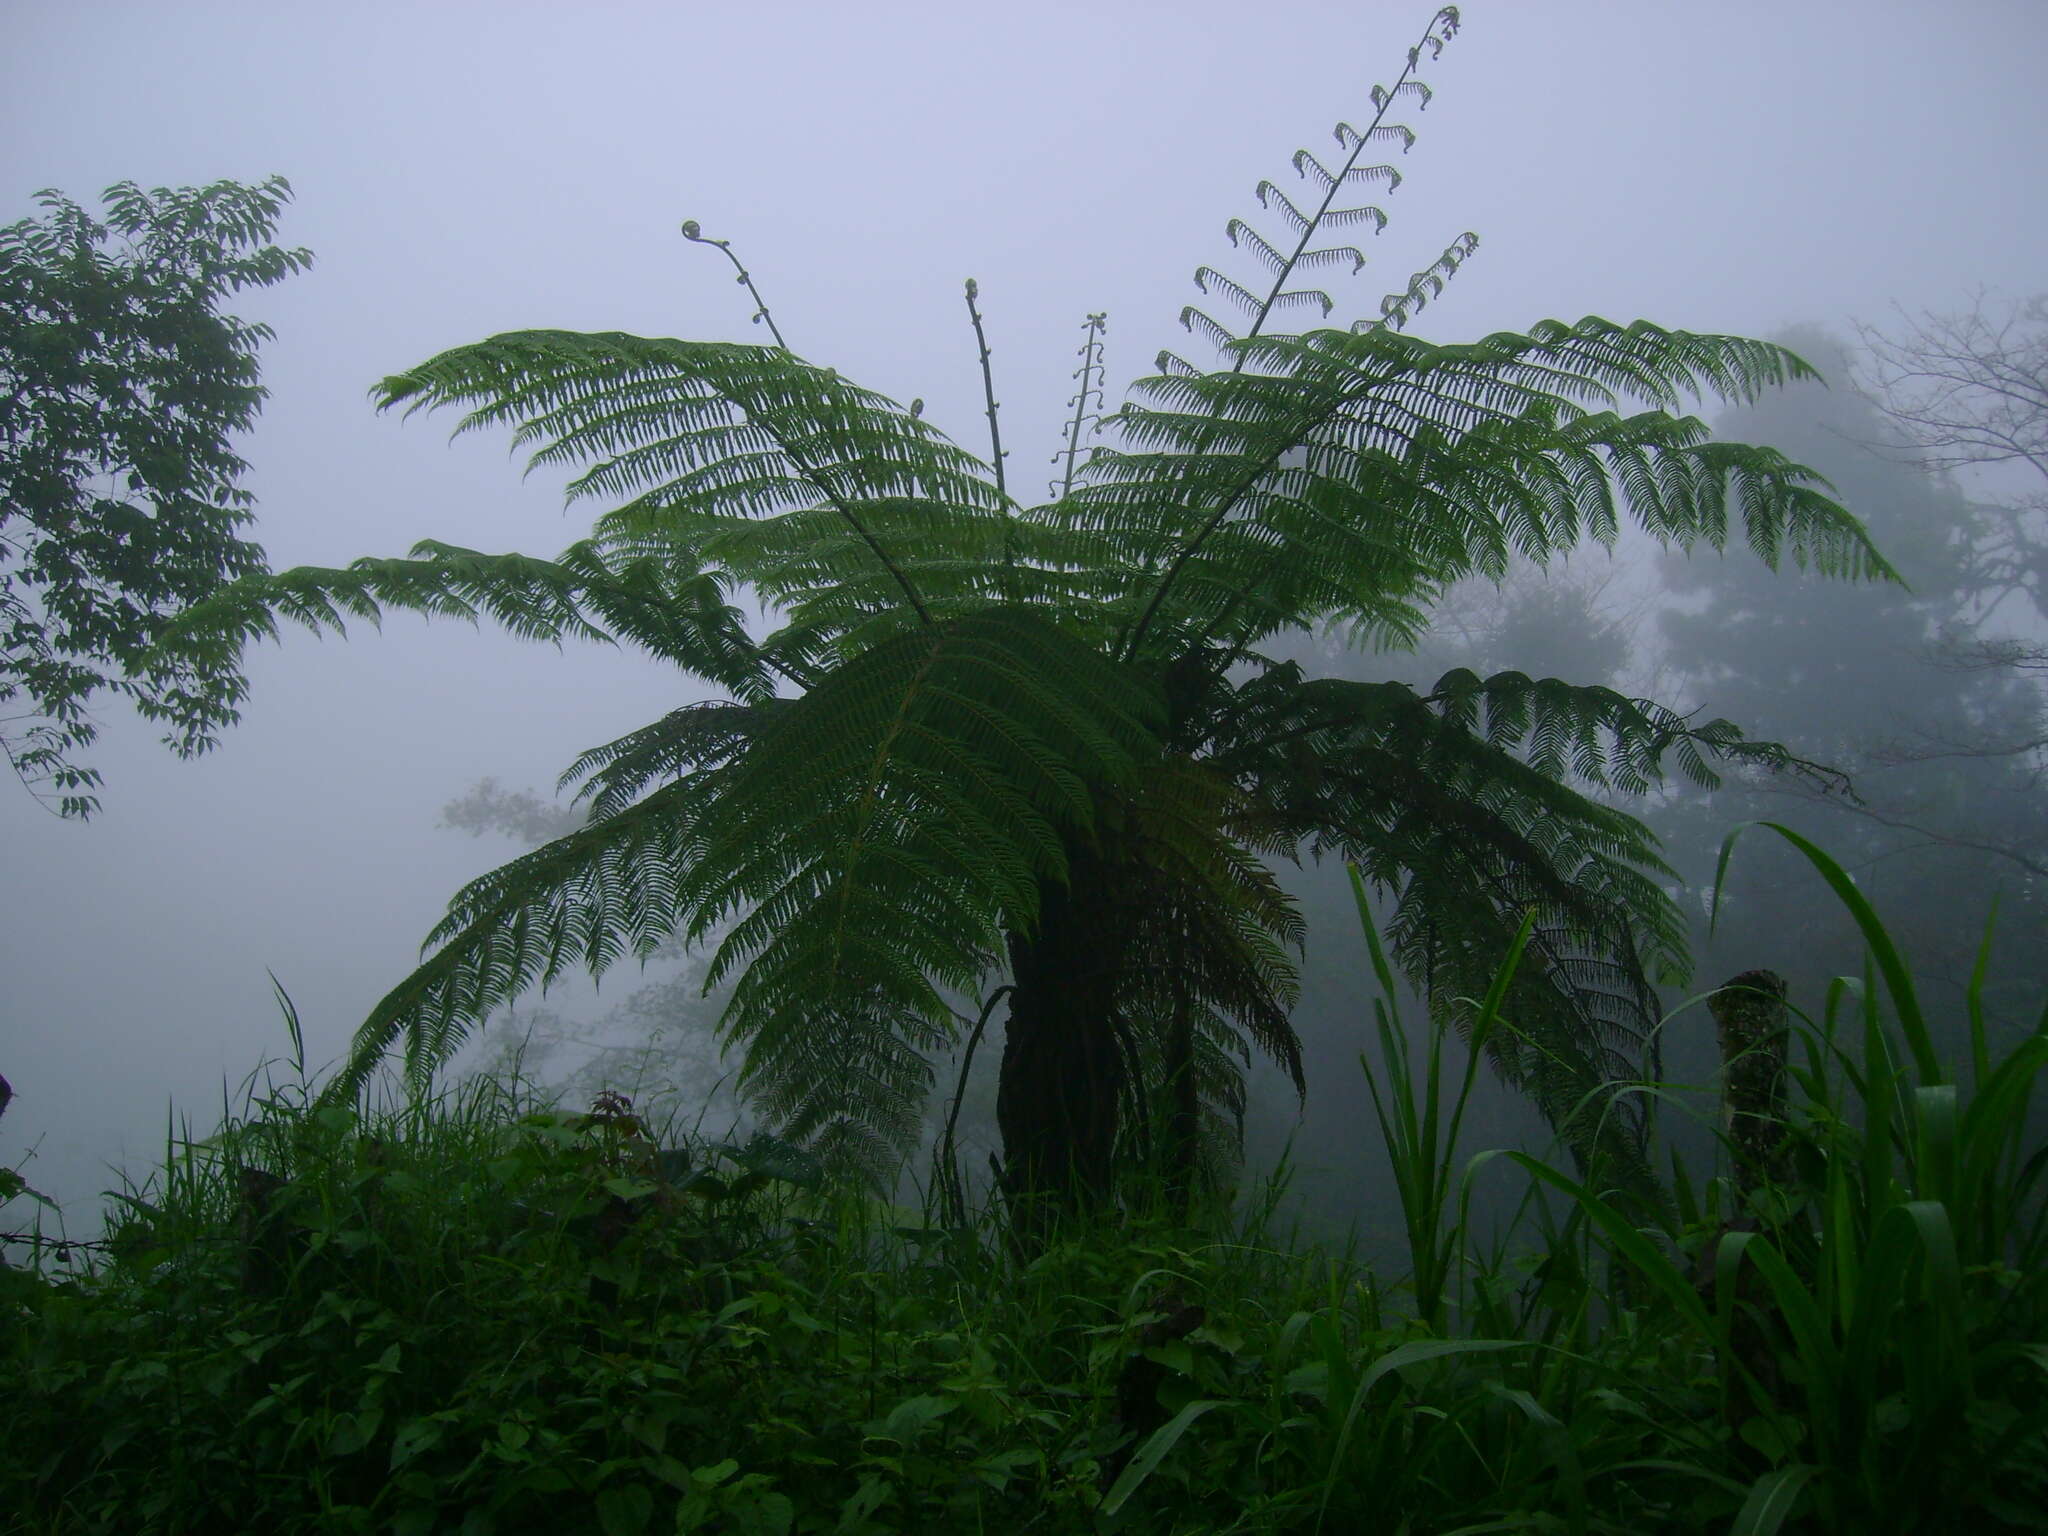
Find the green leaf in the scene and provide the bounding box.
[1100,1399,1232,1516]
[595,1483,653,1536]
[388,1416,445,1472]
[1730,1464,1818,1536]
[324,1407,383,1457]
[870,1394,956,1446]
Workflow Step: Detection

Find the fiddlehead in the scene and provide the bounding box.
[1162,5,1465,374]
[1051,312,1110,500]
[681,220,790,350]
[1361,229,1481,333]
[962,278,1009,503]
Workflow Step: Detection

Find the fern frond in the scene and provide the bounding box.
[1098,316,1891,659]
[1205,657,1696,1177]
[675,609,1165,1155]
[374,330,1016,636]
[145,537,786,753]
[558,698,781,821]
[1174,7,1459,356]
[1417,668,1793,794]
[320,779,710,1101]
[1051,312,1111,500]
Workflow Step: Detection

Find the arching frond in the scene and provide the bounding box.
[1088,317,1892,659]
[321,778,711,1101]
[146,536,779,754]
[374,330,1016,637]
[559,698,781,822]
[1416,667,1801,794]
[1207,661,1707,1181]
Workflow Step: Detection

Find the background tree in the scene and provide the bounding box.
[153,10,1890,1220]
[1858,293,2048,705]
[1644,324,2046,1052]
[0,176,310,817]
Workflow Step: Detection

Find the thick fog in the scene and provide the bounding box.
[5,1,2044,1249]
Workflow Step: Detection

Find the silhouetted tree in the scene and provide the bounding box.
[1,177,309,816]
[156,12,1888,1220]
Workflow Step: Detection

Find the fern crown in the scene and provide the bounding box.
[148,5,1890,1182]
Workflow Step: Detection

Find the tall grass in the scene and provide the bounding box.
[1343,822,2047,1533]
[2,826,2042,1532]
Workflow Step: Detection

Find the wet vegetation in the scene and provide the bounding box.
[5,831,2042,1534]
[6,10,2044,1533]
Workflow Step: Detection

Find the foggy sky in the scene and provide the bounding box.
[4,0,2044,1230]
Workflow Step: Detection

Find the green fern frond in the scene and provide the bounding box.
[1050,312,1112,501]
[1172,7,1460,361]
[145,538,779,754]
[375,330,1016,633]
[1418,668,1791,794]
[559,698,780,821]
[1095,317,1889,658]
[1206,657,1698,1169]
[656,610,1164,1149]
[321,779,709,1101]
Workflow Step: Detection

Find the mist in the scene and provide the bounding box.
[5,0,2044,1256]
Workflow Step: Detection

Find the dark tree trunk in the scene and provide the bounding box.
[1159,986,1199,1221]
[996,852,1129,1223]
[1697,968,1793,1424]
[1710,969,1791,1197]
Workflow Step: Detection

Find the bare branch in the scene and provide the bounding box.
[1854,291,2048,484]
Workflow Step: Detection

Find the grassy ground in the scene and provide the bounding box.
[3,827,2043,1534]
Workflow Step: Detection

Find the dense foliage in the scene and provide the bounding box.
[146,11,1887,1216]
[1343,321,2048,1186]
[4,840,2041,1533]
[0,176,310,817]
[1650,326,2048,1022]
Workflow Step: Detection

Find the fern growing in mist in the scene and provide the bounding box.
[148,6,1892,1206]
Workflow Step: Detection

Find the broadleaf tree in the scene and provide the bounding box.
[149,8,1892,1219]
[0,176,310,816]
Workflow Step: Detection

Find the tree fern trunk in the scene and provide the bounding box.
[996,856,1128,1225]
[1160,984,1199,1222]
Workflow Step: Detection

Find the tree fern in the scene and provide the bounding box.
[149,6,1894,1211]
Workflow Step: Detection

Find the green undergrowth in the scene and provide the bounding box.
[3,826,2044,1533]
